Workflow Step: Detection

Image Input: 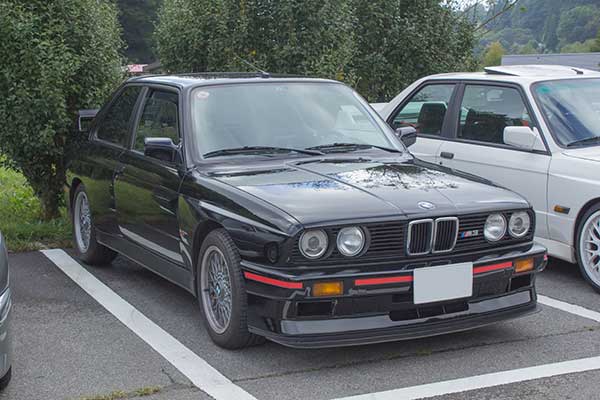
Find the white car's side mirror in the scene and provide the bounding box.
[503,126,545,151]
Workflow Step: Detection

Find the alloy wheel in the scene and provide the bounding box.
[200,246,233,334]
[74,191,92,253]
[580,210,600,288]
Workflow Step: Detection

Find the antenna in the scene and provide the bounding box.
[235,55,270,78]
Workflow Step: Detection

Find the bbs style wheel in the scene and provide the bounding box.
[197,229,264,349]
[72,184,116,265]
[576,204,600,293]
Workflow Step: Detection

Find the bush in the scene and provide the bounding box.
[0,0,124,220]
[156,0,475,101]
[352,0,475,101]
[156,0,357,82]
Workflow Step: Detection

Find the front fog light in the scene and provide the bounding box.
[509,211,531,238]
[484,214,506,242]
[299,230,328,259]
[337,227,365,256]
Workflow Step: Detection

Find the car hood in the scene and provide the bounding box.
[562,147,600,162]
[207,157,529,226]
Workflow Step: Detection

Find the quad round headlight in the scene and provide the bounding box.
[299,230,328,259]
[484,213,506,242]
[509,211,531,238]
[337,227,365,257]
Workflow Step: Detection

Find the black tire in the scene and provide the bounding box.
[71,184,117,266]
[575,204,600,293]
[0,367,11,390]
[196,229,265,349]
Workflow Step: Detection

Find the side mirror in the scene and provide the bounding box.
[395,126,417,148]
[503,126,544,151]
[77,109,99,133]
[144,137,180,163]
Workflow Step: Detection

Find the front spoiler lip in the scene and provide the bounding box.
[251,291,538,349]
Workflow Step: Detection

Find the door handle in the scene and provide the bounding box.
[440,152,454,160]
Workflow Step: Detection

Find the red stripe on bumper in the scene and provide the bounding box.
[243,272,303,289]
[355,275,413,286]
[473,261,513,275]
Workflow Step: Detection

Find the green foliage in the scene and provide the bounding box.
[560,39,597,54]
[557,5,600,48]
[117,0,161,63]
[0,0,124,220]
[0,165,70,252]
[156,0,357,81]
[352,0,475,101]
[155,0,475,102]
[482,41,505,67]
[479,0,600,55]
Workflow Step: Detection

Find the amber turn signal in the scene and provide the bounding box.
[313,281,343,297]
[514,258,534,273]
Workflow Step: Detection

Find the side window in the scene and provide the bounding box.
[134,89,180,152]
[458,85,533,145]
[390,84,455,136]
[96,86,142,146]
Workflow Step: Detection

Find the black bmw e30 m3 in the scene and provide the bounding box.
[67,73,547,349]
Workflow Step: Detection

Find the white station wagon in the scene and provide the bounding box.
[378,65,600,292]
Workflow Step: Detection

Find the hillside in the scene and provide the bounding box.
[477,0,600,55]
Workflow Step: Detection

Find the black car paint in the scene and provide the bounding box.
[67,75,545,347]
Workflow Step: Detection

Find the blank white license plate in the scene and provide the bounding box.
[413,262,473,305]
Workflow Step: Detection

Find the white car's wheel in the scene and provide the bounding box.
[577,206,600,293]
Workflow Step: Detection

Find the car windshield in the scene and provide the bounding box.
[533,78,600,147]
[190,82,397,157]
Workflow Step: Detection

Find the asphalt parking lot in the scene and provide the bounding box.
[2,250,600,400]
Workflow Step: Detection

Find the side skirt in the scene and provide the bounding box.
[97,231,195,295]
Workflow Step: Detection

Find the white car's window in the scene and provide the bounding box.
[458,85,533,146]
[390,84,455,135]
[533,78,600,148]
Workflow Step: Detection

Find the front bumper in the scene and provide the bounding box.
[241,243,546,348]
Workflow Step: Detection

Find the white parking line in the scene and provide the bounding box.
[538,295,600,323]
[332,355,600,400]
[41,249,257,400]
[331,295,600,400]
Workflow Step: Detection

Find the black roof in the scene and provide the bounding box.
[127,72,337,88]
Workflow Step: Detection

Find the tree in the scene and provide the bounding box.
[117,0,161,63]
[351,0,475,101]
[156,0,475,102]
[0,0,124,220]
[557,5,600,48]
[482,41,505,67]
[590,28,600,52]
[155,0,356,82]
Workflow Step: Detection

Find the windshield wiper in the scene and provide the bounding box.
[306,142,401,154]
[566,136,600,148]
[203,146,324,158]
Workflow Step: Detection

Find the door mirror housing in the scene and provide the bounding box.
[144,137,180,163]
[77,109,99,133]
[503,126,545,151]
[394,126,417,148]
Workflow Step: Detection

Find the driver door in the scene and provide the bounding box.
[114,87,185,265]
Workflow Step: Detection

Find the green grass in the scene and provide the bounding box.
[0,166,71,252]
